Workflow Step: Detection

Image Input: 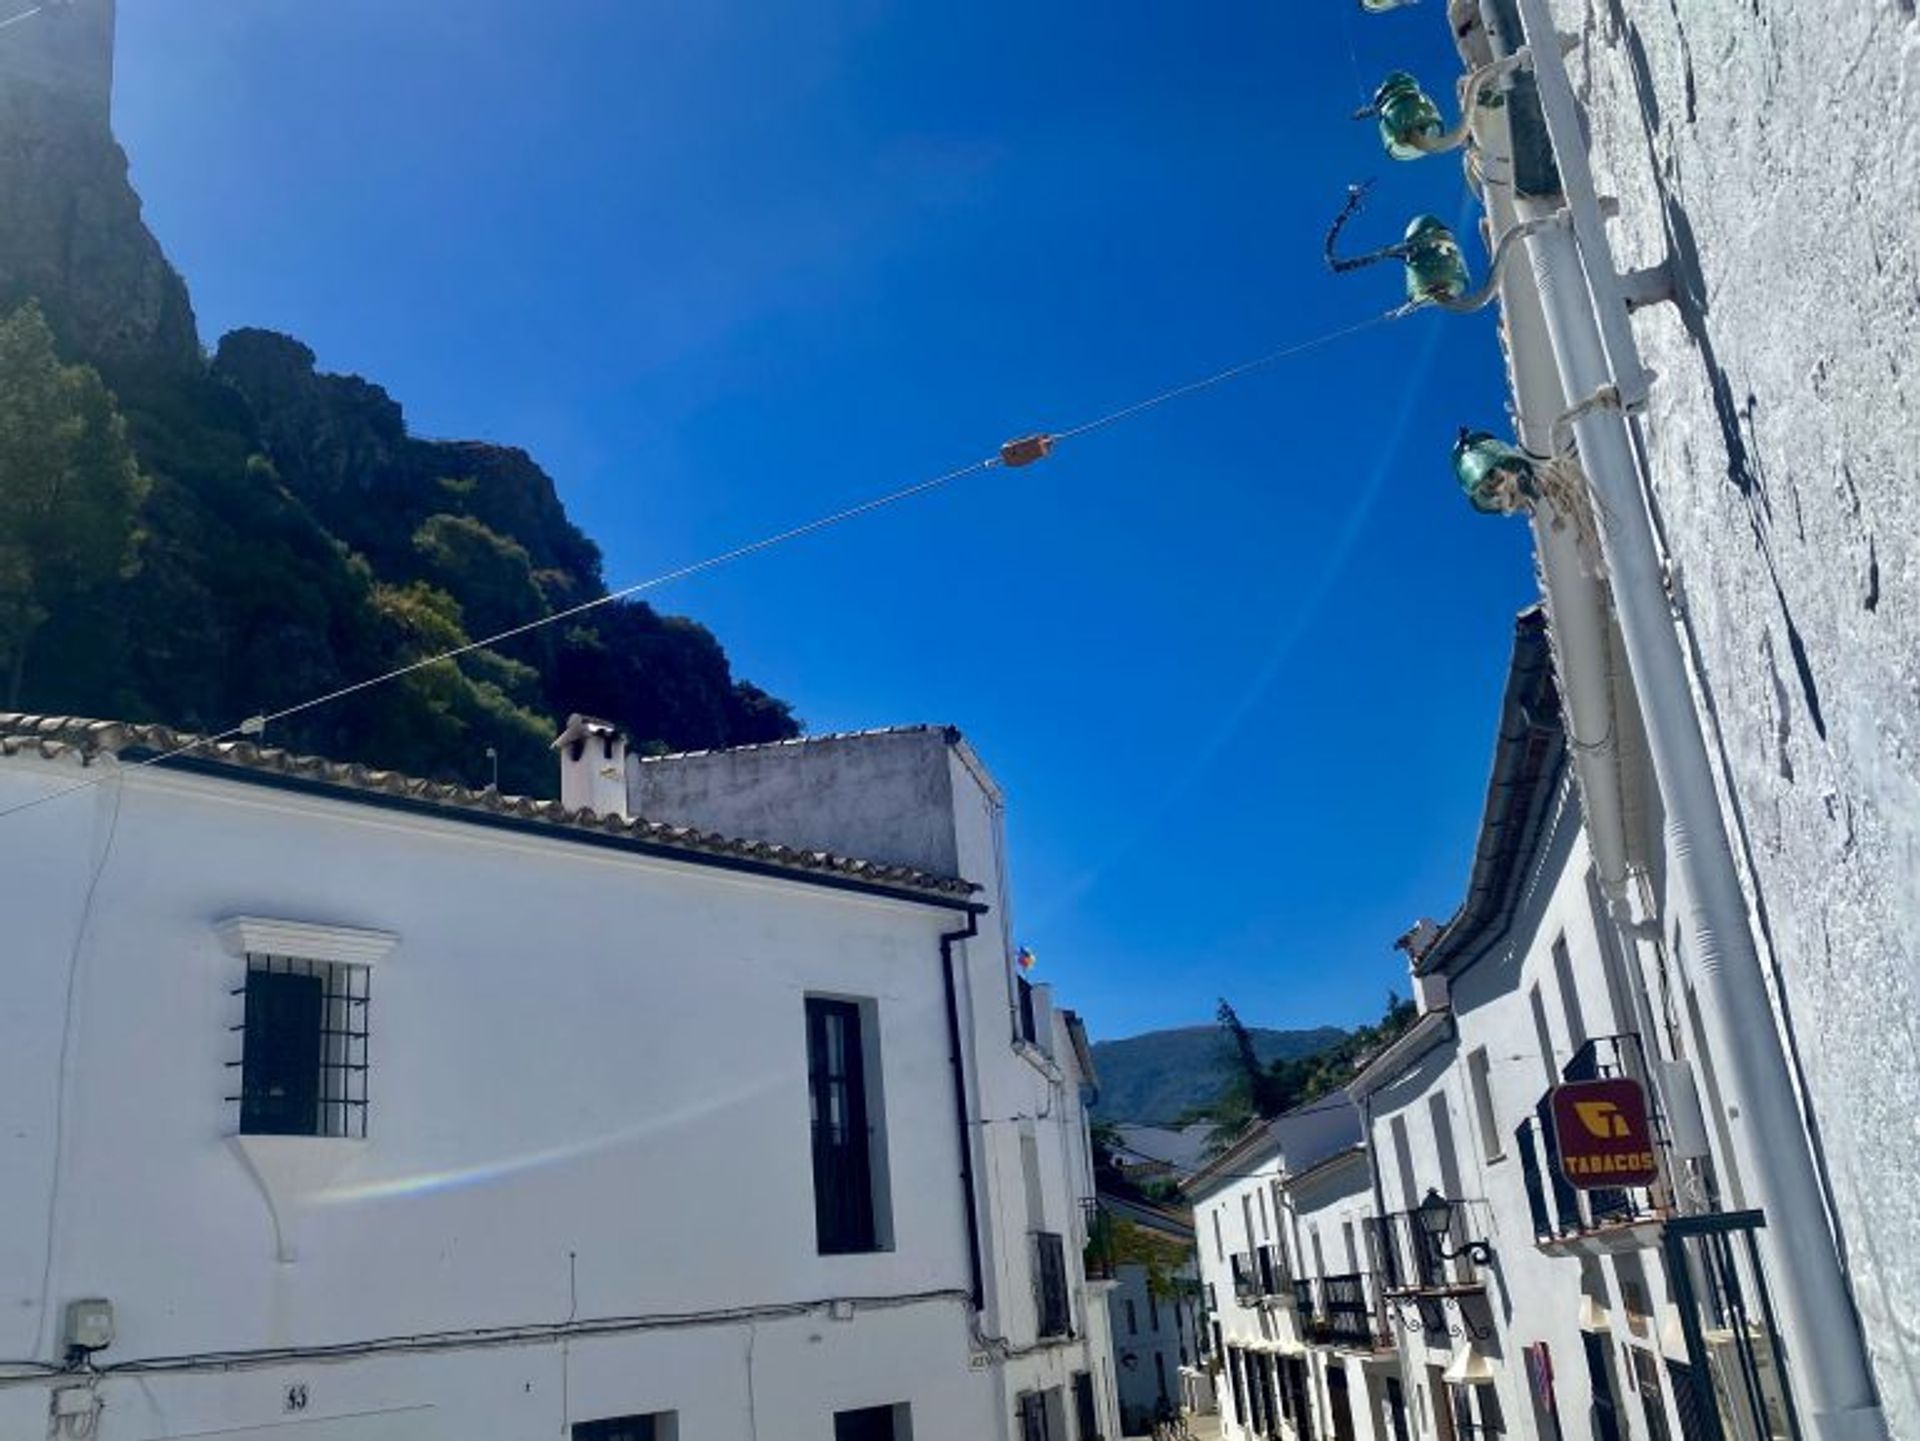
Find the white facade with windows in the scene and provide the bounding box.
[0,716,1116,1441]
[1190,611,1808,1441]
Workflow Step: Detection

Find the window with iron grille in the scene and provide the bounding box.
[232,955,369,1138]
[807,996,884,1254]
[1034,1231,1071,1338]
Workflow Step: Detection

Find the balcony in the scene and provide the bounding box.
[1229,1251,1260,1304]
[1256,1243,1289,1301]
[1371,1203,1490,1297]
[1518,1034,1671,1257]
[1301,1272,1395,1352]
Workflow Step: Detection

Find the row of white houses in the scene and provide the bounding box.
[1191,609,1814,1441]
[0,717,1119,1440]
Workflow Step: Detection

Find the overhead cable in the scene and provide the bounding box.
[0,309,1392,826]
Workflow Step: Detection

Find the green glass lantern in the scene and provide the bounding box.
[1402,215,1471,306]
[1451,428,1538,514]
[1374,71,1445,160]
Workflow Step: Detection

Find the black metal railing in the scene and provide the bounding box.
[1257,1243,1288,1297]
[1306,1272,1390,1350]
[1371,1205,1487,1292]
[1035,1231,1072,1337]
[1518,1032,1669,1243]
[1230,1251,1259,1302]
[1294,1278,1317,1319]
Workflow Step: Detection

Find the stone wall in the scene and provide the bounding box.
[1551,2,1920,1431]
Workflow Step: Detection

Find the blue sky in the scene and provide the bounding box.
[113,1,1532,1047]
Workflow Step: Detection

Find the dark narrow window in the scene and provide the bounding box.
[1017,1391,1052,1441]
[572,1416,661,1441]
[808,997,877,1254]
[1125,1298,1137,1335]
[1017,974,1039,1046]
[1072,1371,1100,1440]
[1034,1231,1071,1337]
[236,957,369,1139]
[834,1403,906,1441]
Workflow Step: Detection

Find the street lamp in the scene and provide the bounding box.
[1416,1189,1493,1267]
[1451,429,1539,515]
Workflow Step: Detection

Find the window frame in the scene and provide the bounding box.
[806,995,888,1255]
[233,953,370,1140]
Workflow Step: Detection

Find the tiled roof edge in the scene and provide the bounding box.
[0,714,979,903]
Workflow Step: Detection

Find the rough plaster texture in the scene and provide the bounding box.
[1549,2,1920,1430]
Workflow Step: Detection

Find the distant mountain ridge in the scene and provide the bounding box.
[1090,1023,1346,1125]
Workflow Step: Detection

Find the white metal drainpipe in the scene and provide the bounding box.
[1497,3,1888,1438]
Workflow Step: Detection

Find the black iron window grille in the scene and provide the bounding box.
[1372,1205,1485,1292]
[1257,1244,1287,1296]
[1035,1230,1072,1338]
[230,954,369,1139]
[1314,1272,1386,1349]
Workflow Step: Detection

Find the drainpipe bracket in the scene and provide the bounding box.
[1620,262,1676,314]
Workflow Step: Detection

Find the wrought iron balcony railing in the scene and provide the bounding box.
[1229,1251,1259,1302]
[1302,1272,1393,1351]
[1371,1203,1490,1294]
[1518,1032,1671,1249]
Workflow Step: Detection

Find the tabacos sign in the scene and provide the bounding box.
[1549,1077,1660,1189]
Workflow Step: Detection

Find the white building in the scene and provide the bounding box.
[1350,609,1702,1441]
[1189,610,1808,1441]
[0,714,1118,1441]
[1094,1193,1202,1435]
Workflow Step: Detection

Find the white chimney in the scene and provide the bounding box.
[552,714,629,817]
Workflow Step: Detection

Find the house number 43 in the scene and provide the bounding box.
[285,1384,309,1412]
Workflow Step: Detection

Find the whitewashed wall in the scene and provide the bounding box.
[0,741,1098,1441]
[1525,5,1920,1430]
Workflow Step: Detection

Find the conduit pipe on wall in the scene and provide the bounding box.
[1493,3,1886,1437]
[940,910,988,1312]
[1476,138,1635,900]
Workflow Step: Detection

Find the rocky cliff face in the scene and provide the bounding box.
[0,0,198,374]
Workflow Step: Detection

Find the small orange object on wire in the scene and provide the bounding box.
[998,433,1054,468]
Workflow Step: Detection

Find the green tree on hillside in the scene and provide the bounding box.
[0,305,146,707]
[1192,990,1421,1153]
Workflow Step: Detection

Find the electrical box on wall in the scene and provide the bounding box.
[63,1298,114,1354]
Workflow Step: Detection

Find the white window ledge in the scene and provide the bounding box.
[215,916,398,966]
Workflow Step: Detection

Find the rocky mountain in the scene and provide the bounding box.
[0,0,798,793]
[1089,1023,1346,1125]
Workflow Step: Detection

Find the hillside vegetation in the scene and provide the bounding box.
[0,60,798,793]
